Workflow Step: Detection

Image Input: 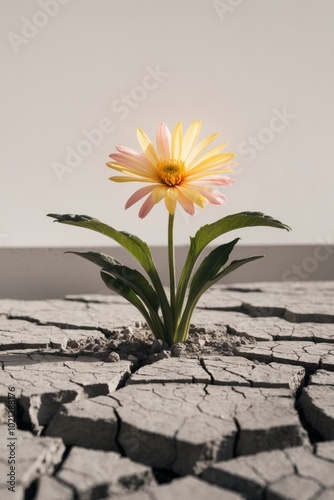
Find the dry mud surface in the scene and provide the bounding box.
[0,281,334,499]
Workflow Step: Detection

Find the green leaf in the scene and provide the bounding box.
[176,254,263,343]
[100,270,165,341]
[176,212,291,314]
[48,214,153,271]
[192,212,291,256]
[213,255,264,282]
[47,213,173,332]
[188,238,240,301]
[67,251,159,312]
[66,251,122,269]
[100,269,152,322]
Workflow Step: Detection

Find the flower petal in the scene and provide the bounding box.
[176,187,195,215]
[108,155,155,176]
[188,143,228,169]
[185,133,220,167]
[116,146,152,168]
[187,153,236,175]
[190,176,235,185]
[152,185,168,203]
[139,193,156,218]
[109,175,154,183]
[183,162,236,182]
[177,184,206,208]
[137,128,159,166]
[156,123,171,160]
[185,169,235,183]
[107,163,155,179]
[171,121,183,160]
[182,120,202,161]
[190,185,226,205]
[125,185,156,209]
[165,188,178,214]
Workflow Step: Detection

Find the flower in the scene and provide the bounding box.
[106,121,236,218]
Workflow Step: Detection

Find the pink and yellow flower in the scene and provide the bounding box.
[106,121,236,218]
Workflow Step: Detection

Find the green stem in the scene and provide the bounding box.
[168,213,176,319]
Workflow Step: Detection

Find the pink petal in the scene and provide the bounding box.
[209,161,237,172]
[125,185,156,209]
[156,123,171,160]
[116,146,152,167]
[191,176,235,185]
[116,145,140,155]
[109,153,153,175]
[139,193,156,218]
[176,188,195,215]
[191,185,226,205]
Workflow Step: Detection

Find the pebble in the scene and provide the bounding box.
[67,340,79,349]
[107,340,119,349]
[85,342,95,350]
[194,338,206,347]
[222,341,233,351]
[150,339,164,354]
[123,327,135,337]
[158,350,171,360]
[106,352,120,363]
[171,343,186,357]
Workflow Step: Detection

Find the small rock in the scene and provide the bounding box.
[195,338,206,348]
[222,341,233,351]
[135,321,144,327]
[158,350,171,360]
[107,340,119,349]
[151,339,164,354]
[146,353,161,364]
[106,352,120,363]
[85,342,95,350]
[123,327,134,337]
[171,343,186,357]
[136,351,148,361]
[67,339,79,349]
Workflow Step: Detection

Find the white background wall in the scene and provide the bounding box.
[1,0,333,250]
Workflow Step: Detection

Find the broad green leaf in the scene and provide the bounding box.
[100,270,150,323]
[101,269,167,342]
[67,251,159,312]
[188,238,240,300]
[176,254,263,343]
[66,251,122,269]
[176,212,290,313]
[48,214,153,271]
[192,212,291,256]
[47,213,173,330]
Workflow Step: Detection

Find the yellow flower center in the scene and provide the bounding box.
[157,160,185,186]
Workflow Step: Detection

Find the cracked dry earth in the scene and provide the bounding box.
[0,282,334,500]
